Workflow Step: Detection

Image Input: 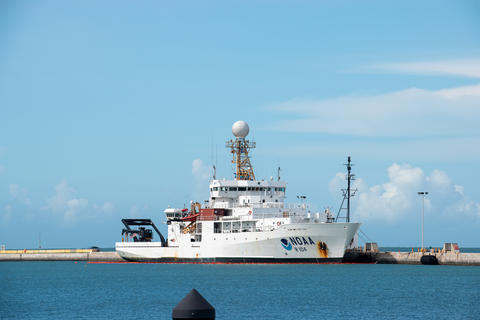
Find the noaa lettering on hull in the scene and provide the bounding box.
[115,121,361,263]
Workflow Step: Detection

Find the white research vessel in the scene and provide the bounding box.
[115,121,360,263]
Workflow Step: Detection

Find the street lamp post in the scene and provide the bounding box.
[417,191,428,251]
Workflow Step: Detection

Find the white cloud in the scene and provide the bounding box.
[353,163,425,221]
[263,137,480,162]
[369,59,480,78]
[328,172,346,195]
[192,159,210,180]
[101,202,114,214]
[265,84,480,137]
[454,185,464,195]
[337,163,480,222]
[388,163,424,186]
[44,181,88,221]
[93,202,114,215]
[428,169,451,190]
[436,84,480,98]
[9,184,31,205]
[452,201,480,218]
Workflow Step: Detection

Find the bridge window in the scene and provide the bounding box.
[238,187,246,191]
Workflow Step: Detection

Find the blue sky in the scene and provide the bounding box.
[1,1,479,248]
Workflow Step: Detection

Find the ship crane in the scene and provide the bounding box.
[181,202,202,234]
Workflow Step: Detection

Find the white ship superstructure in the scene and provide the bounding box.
[115,121,360,263]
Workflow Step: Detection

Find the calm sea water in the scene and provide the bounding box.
[1,262,479,319]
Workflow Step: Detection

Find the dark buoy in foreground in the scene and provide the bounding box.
[421,255,439,265]
[172,289,215,320]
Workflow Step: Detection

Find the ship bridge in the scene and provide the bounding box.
[209,179,286,208]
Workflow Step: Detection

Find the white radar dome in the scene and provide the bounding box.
[232,120,249,138]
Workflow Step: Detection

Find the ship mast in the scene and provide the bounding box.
[336,156,357,222]
[226,121,256,180]
[346,156,353,222]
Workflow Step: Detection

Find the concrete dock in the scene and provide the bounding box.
[343,243,480,266]
[0,249,124,262]
[374,251,480,266]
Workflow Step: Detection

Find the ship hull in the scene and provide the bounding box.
[115,222,360,263]
[119,257,343,264]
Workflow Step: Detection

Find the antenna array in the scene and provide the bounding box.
[225,138,256,180]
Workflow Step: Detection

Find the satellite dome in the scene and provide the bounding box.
[232,121,249,138]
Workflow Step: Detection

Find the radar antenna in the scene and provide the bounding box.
[226,121,256,180]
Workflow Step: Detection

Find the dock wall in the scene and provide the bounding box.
[375,251,480,266]
[0,251,124,262]
[344,250,480,266]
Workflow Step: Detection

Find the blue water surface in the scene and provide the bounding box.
[1,262,479,319]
